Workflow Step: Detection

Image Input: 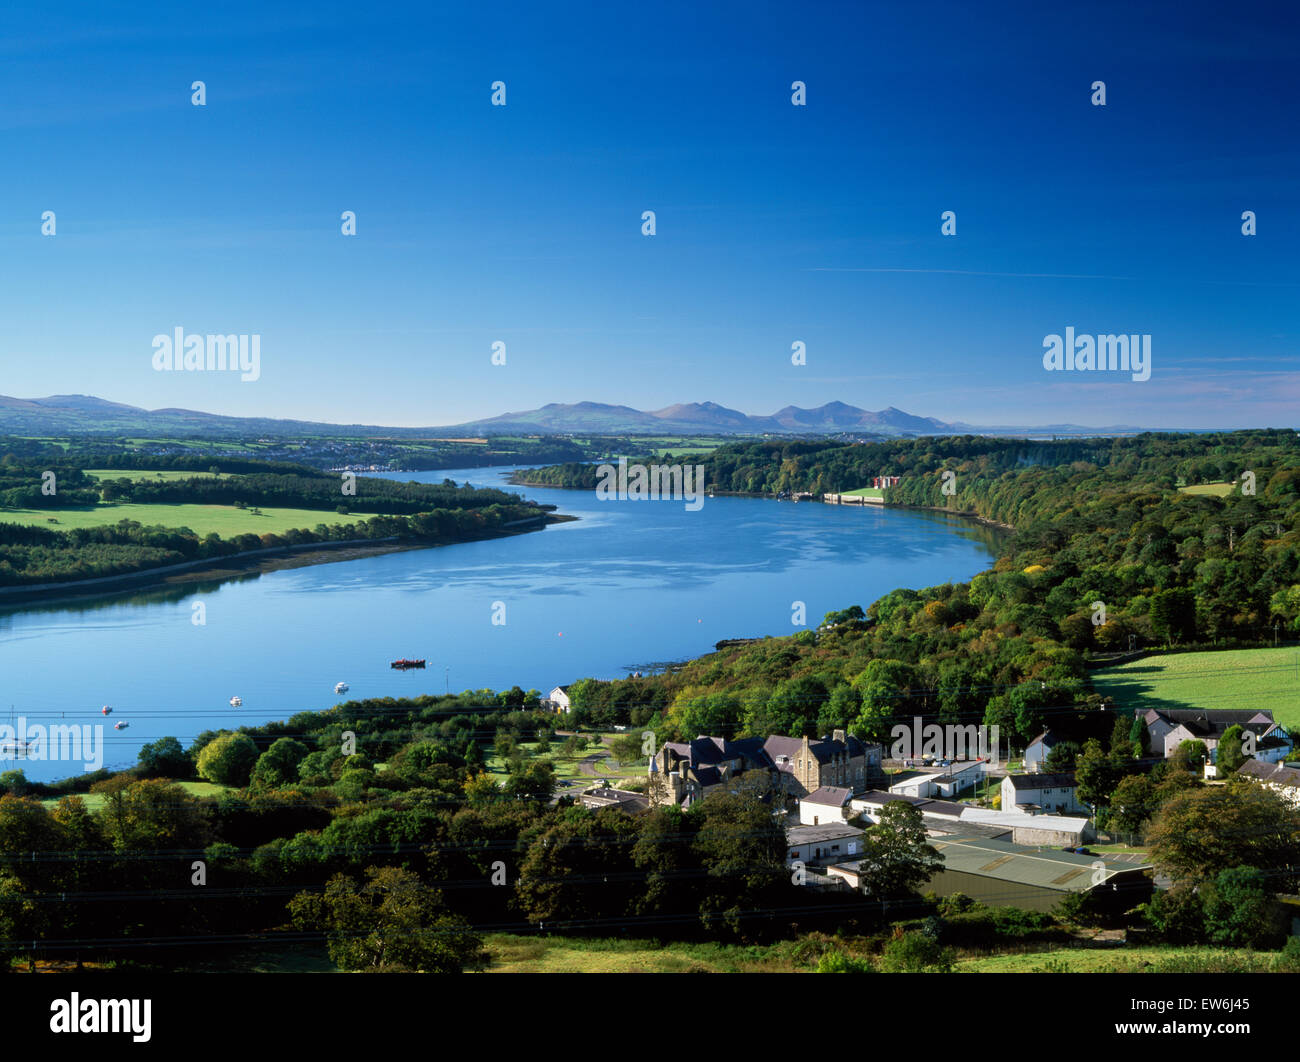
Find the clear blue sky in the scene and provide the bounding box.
[0,0,1296,429]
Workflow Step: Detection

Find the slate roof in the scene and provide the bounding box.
[1005,772,1077,791]
[1238,759,1300,789]
[786,823,866,845]
[855,790,928,806]
[1145,708,1280,740]
[804,786,853,807]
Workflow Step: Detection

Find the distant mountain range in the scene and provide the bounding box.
[0,394,1146,439]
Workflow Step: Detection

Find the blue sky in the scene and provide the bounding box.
[0,0,1296,429]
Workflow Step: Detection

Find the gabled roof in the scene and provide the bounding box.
[805,786,853,807]
[1026,730,1058,749]
[1238,758,1300,789]
[1145,708,1279,740]
[1005,772,1076,790]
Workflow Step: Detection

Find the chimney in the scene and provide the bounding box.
[833,728,846,745]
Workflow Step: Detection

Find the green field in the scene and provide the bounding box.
[84,469,231,482]
[482,732,645,789]
[840,486,885,499]
[40,779,233,812]
[0,502,382,537]
[1177,482,1235,497]
[1092,647,1300,729]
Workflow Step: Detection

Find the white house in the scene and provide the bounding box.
[1000,772,1086,815]
[785,823,865,867]
[547,686,572,713]
[1023,731,1060,773]
[799,786,854,825]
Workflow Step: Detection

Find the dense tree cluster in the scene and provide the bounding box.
[530,430,1300,751]
[0,451,549,586]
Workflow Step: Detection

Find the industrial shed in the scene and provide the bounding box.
[925,837,1153,913]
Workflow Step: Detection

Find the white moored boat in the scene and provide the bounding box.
[230,696,242,708]
[334,682,349,694]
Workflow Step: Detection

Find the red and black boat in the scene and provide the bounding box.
[390,658,426,670]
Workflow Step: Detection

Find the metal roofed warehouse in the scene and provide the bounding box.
[925,836,1154,913]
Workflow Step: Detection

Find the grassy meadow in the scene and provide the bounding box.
[1092,646,1300,729]
[1,502,382,537]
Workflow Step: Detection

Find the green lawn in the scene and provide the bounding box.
[0,502,381,537]
[839,487,885,499]
[41,778,234,812]
[1092,647,1300,729]
[1177,482,1235,497]
[84,469,231,482]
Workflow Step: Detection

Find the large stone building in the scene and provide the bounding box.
[648,729,884,807]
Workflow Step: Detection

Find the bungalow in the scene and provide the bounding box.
[1236,759,1300,809]
[1000,772,1086,815]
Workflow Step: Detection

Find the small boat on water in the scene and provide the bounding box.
[230,696,243,707]
[101,705,112,716]
[114,721,128,730]
[334,682,350,694]
[390,658,426,670]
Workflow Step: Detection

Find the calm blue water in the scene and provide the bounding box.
[0,466,1001,781]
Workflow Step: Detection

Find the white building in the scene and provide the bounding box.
[799,786,854,825]
[1000,772,1086,815]
[959,807,1093,846]
[889,759,985,799]
[547,686,572,713]
[785,823,865,867]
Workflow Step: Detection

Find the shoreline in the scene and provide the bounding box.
[509,475,1016,533]
[0,512,577,609]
